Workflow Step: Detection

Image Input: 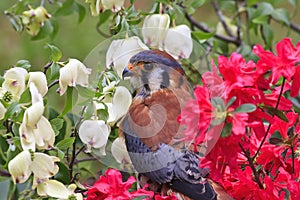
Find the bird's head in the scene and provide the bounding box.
[122,50,186,94]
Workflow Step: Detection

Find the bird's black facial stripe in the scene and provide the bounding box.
[161,71,170,88]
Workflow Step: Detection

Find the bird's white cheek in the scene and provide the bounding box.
[130,77,143,89]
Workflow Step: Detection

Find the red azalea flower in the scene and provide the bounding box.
[270,112,298,140]
[254,38,300,96]
[86,169,153,200]
[154,193,178,200]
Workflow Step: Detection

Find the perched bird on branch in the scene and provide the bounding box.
[119,50,233,200]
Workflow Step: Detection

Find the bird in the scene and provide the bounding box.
[119,50,233,200]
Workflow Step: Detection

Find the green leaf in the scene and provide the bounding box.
[263,105,289,122]
[18,88,31,104]
[55,0,76,16]
[60,87,78,117]
[97,109,109,122]
[221,123,232,138]
[77,85,96,99]
[192,30,215,41]
[262,24,274,49]
[47,62,60,82]
[98,10,112,27]
[32,20,54,40]
[252,2,274,19]
[50,118,64,136]
[271,8,290,26]
[76,2,86,23]
[55,162,71,184]
[5,14,23,32]
[191,0,206,8]
[252,15,269,24]
[226,96,237,109]
[247,0,259,6]
[233,103,256,113]
[56,137,75,150]
[4,102,22,120]
[269,130,283,145]
[47,44,62,62]
[15,60,31,70]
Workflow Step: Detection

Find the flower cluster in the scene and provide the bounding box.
[179,38,300,199]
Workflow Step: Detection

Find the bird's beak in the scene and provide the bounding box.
[122,64,134,79]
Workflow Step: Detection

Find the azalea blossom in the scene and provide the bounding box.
[86,168,153,200]
[106,36,149,78]
[2,67,28,100]
[78,119,110,154]
[59,58,92,95]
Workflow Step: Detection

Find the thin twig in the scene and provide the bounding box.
[74,156,98,164]
[48,80,59,89]
[291,22,300,33]
[0,169,11,177]
[253,78,286,160]
[43,62,53,74]
[212,0,234,37]
[69,106,86,183]
[234,0,242,45]
[184,12,241,46]
[239,142,264,189]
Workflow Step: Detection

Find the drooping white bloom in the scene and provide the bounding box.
[8,150,32,184]
[37,180,83,200]
[2,67,28,100]
[30,153,59,179]
[34,116,55,149]
[107,86,132,124]
[59,58,92,95]
[106,36,149,78]
[142,14,170,49]
[28,72,48,97]
[163,25,193,59]
[111,137,131,164]
[8,151,59,184]
[101,0,124,12]
[78,120,110,154]
[0,102,6,120]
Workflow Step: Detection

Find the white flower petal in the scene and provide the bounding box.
[106,37,149,77]
[142,14,170,49]
[20,122,36,151]
[34,116,55,149]
[28,72,48,97]
[59,59,91,95]
[24,102,44,128]
[8,150,32,184]
[2,67,28,99]
[163,25,193,59]
[29,82,43,104]
[107,86,132,123]
[30,153,59,179]
[111,137,131,164]
[0,102,7,120]
[101,0,124,12]
[78,120,110,149]
[37,180,69,199]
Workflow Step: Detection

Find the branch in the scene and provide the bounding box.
[0,169,11,177]
[239,143,264,189]
[291,22,300,33]
[212,0,234,37]
[184,12,241,46]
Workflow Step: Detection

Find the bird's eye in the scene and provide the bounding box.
[143,62,153,71]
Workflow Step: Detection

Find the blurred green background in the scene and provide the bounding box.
[0,0,299,71]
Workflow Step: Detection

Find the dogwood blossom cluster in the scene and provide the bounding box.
[106,13,193,77]
[179,38,300,199]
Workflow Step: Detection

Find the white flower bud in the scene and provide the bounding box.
[142,14,170,49]
[34,116,55,150]
[107,86,132,124]
[59,59,91,95]
[111,137,131,164]
[101,0,124,12]
[8,150,32,184]
[79,120,110,150]
[2,67,28,100]
[30,153,59,179]
[28,72,48,97]
[163,25,193,59]
[106,36,149,77]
